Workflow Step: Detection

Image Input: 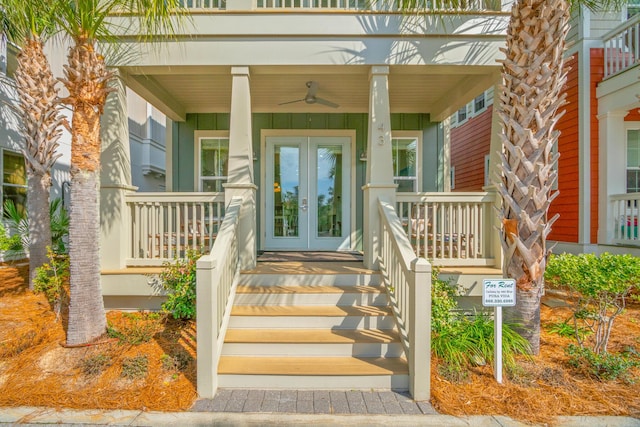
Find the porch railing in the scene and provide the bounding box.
[396,192,497,266]
[125,192,225,266]
[610,192,640,245]
[182,0,502,11]
[378,198,431,401]
[196,196,243,398]
[603,14,640,79]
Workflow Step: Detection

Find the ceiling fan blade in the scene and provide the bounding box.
[306,81,318,97]
[278,98,305,106]
[314,97,339,108]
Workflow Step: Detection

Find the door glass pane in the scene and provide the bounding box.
[273,145,299,237]
[316,145,342,238]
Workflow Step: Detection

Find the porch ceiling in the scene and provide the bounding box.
[122,64,500,122]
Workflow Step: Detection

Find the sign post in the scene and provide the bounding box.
[482,278,516,384]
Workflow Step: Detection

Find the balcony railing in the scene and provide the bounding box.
[181,0,502,11]
[603,14,640,78]
[610,192,640,245]
[125,192,225,266]
[396,191,497,266]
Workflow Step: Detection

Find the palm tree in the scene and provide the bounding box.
[54,0,184,345]
[0,0,64,289]
[494,0,624,354]
[493,0,569,355]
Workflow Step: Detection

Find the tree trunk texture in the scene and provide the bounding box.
[63,39,112,345]
[495,0,569,354]
[14,38,63,289]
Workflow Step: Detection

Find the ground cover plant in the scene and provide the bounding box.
[0,263,638,422]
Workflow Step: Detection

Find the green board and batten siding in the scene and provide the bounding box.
[171,113,444,250]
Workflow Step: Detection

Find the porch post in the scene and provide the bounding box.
[226,66,256,269]
[597,111,627,245]
[363,66,396,269]
[485,94,504,270]
[100,72,137,270]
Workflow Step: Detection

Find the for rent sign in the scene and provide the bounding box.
[482,279,516,307]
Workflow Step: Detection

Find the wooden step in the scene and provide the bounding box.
[236,284,384,294]
[230,305,392,317]
[224,328,400,344]
[218,356,408,376]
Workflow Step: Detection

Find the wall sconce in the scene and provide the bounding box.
[359,151,367,162]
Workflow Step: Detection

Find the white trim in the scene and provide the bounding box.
[194,130,230,192]
[260,129,357,251]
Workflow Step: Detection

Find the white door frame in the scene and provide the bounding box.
[260,129,356,251]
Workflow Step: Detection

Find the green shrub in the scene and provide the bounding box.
[2,198,69,255]
[79,353,112,376]
[33,248,69,320]
[159,250,201,320]
[106,312,162,345]
[566,344,639,382]
[121,355,149,379]
[431,268,459,334]
[0,221,22,253]
[432,312,532,376]
[545,253,640,354]
[161,350,192,372]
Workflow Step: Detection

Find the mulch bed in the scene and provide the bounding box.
[0,262,638,423]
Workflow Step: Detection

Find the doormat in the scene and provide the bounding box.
[257,251,364,263]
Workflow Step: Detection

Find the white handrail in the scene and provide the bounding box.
[125,192,225,266]
[196,196,243,398]
[603,14,640,78]
[182,0,502,11]
[396,192,496,266]
[610,192,640,244]
[378,198,431,401]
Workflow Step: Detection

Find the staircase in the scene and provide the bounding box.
[217,262,409,390]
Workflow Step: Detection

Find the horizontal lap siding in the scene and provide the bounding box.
[549,54,579,243]
[450,106,492,191]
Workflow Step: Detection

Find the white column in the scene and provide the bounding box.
[227,66,256,269]
[100,73,137,270]
[485,92,504,270]
[598,111,627,245]
[363,66,396,269]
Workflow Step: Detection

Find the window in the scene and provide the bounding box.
[392,135,419,192]
[627,129,640,193]
[484,154,491,187]
[627,0,640,18]
[198,136,229,192]
[450,166,456,190]
[457,106,467,123]
[1,150,27,215]
[474,93,486,114]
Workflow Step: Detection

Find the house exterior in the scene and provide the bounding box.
[76,0,517,399]
[450,4,640,257]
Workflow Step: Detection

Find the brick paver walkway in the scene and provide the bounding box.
[191,389,437,415]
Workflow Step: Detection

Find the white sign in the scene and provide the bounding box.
[482,279,516,307]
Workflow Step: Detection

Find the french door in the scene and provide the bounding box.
[264,135,351,250]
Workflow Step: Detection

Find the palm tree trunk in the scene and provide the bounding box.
[26,172,52,287]
[14,38,62,289]
[63,40,110,345]
[496,0,569,354]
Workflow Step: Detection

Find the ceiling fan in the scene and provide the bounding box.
[279,81,339,108]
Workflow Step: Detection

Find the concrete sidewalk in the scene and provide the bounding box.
[1,406,639,426]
